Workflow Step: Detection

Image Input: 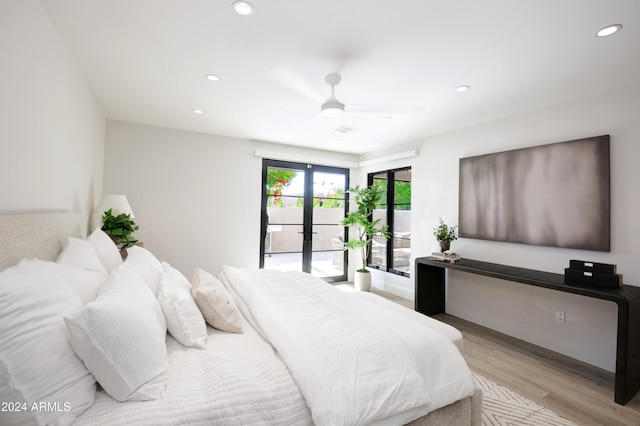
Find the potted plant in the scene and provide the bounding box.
[101,208,139,256]
[433,217,457,252]
[340,185,390,291]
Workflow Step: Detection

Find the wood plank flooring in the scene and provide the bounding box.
[367,287,640,426]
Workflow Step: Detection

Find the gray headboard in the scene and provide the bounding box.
[0,212,87,271]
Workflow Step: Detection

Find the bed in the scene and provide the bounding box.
[0,212,481,426]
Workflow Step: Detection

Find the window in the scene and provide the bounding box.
[368,167,411,276]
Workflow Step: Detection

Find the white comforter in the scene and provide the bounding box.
[220,267,475,426]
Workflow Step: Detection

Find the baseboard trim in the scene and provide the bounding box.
[446,302,616,372]
[372,281,414,301]
[369,269,414,301]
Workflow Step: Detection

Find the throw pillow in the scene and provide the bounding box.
[191,267,244,333]
[158,262,207,348]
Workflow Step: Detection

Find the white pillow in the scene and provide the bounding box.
[0,260,96,426]
[56,237,109,304]
[18,259,107,306]
[64,263,168,402]
[86,228,123,273]
[191,267,244,333]
[57,237,107,273]
[55,264,107,305]
[158,263,207,349]
[125,246,163,295]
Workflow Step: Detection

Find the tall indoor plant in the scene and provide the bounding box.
[340,185,390,291]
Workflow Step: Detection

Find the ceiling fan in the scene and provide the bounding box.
[317,73,421,119]
[320,73,345,117]
[269,66,422,123]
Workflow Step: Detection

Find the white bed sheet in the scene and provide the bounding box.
[350,290,464,353]
[74,318,312,426]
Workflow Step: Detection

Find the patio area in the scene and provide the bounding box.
[263,251,344,278]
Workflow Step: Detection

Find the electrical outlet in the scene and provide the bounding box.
[555,310,565,324]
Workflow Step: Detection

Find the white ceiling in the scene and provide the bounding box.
[39,0,639,154]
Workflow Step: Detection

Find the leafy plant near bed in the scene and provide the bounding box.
[101,208,139,249]
[340,185,390,290]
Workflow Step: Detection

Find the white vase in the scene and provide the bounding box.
[354,270,372,291]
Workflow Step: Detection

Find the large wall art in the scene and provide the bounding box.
[458,135,610,251]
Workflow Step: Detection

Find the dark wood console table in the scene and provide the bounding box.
[414,257,640,405]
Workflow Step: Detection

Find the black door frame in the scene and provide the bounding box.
[259,159,349,281]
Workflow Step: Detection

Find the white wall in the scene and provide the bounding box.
[103,120,358,277]
[0,0,105,217]
[366,83,639,371]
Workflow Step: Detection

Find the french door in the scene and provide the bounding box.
[260,159,349,282]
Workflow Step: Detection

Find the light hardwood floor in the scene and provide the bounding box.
[366,287,640,426]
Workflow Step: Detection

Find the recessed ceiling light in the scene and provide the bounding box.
[193,109,204,114]
[596,24,622,37]
[382,116,393,121]
[456,85,470,92]
[232,1,254,16]
[205,74,220,82]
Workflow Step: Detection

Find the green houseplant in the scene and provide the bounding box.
[433,217,457,252]
[340,185,391,290]
[101,208,139,250]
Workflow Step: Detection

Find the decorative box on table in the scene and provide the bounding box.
[564,259,622,289]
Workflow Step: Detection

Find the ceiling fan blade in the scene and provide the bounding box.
[269,65,325,104]
[347,104,424,117]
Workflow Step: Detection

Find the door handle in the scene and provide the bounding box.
[297,231,318,243]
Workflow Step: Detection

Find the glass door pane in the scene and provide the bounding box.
[262,165,306,272]
[392,169,411,274]
[370,173,388,269]
[310,170,347,280]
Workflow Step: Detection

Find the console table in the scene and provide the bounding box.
[414,257,640,405]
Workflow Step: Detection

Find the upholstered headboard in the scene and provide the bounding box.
[0,212,87,271]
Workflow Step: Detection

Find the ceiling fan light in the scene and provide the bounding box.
[321,100,345,117]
